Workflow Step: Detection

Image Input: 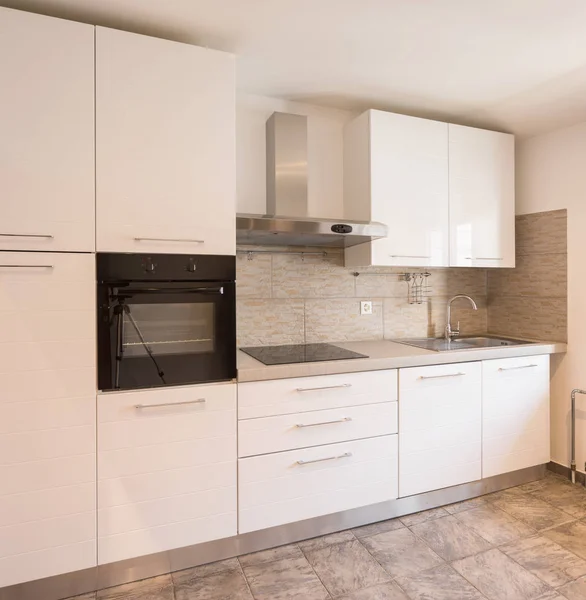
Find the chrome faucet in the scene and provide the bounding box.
[445,295,478,341]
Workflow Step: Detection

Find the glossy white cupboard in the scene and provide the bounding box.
[0,8,95,253]
[344,110,449,268]
[449,124,515,268]
[95,27,236,255]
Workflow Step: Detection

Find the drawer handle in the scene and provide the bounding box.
[498,364,538,371]
[0,264,53,269]
[295,417,352,428]
[464,257,503,261]
[0,233,53,239]
[134,398,206,409]
[296,452,353,466]
[296,383,352,392]
[134,237,204,244]
[389,254,430,259]
[418,372,465,380]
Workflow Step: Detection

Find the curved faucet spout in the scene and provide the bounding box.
[445,295,478,341]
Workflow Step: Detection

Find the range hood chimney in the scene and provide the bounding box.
[236,112,387,248]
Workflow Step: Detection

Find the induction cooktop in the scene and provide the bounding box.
[240,343,368,366]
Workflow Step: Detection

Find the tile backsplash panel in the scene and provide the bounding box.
[236,248,488,346]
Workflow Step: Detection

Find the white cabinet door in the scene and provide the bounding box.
[96,27,236,255]
[399,362,482,497]
[0,253,96,587]
[449,124,515,268]
[482,355,550,478]
[0,8,95,252]
[345,110,449,268]
[97,383,237,565]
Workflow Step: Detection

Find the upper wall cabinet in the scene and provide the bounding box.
[0,8,95,252]
[96,27,236,255]
[449,124,515,268]
[344,110,449,268]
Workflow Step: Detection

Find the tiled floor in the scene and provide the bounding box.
[72,472,586,600]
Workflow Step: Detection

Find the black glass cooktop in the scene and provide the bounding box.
[240,343,368,366]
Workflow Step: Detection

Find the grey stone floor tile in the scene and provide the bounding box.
[172,557,241,582]
[501,535,586,588]
[455,504,535,545]
[399,507,450,527]
[396,563,486,600]
[352,519,404,539]
[543,521,586,560]
[174,569,253,600]
[452,548,551,600]
[557,575,586,599]
[243,555,329,600]
[530,480,586,519]
[97,575,174,600]
[536,591,566,600]
[299,529,356,552]
[490,492,574,531]
[304,539,390,596]
[336,581,410,600]
[360,527,444,579]
[445,496,489,515]
[238,542,303,568]
[410,515,492,561]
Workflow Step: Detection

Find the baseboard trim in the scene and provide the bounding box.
[547,460,586,485]
[0,464,546,600]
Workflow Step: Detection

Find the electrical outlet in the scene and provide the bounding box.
[360,301,373,315]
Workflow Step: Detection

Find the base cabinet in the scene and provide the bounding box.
[482,355,550,478]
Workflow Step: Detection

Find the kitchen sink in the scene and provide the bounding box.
[393,336,533,352]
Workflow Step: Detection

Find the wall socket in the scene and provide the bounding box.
[360,301,373,315]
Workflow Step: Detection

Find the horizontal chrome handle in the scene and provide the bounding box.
[465,257,503,261]
[135,398,206,409]
[0,264,53,269]
[419,372,465,380]
[0,233,53,239]
[296,452,353,466]
[134,237,204,243]
[389,255,430,259]
[498,364,538,371]
[295,417,352,428]
[296,383,352,392]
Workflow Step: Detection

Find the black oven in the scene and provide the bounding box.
[97,253,236,391]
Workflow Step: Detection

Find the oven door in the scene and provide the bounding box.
[98,281,236,391]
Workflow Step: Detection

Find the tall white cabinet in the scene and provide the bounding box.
[449,124,515,268]
[0,8,95,252]
[95,27,236,255]
[344,110,449,268]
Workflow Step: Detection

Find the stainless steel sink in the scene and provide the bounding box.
[393,336,533,352]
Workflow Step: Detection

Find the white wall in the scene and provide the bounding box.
[236,93,353,218]
[517,121,586,472]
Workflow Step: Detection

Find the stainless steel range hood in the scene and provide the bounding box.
[236,112,387,248]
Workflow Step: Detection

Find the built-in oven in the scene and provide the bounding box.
[97,253,236,391]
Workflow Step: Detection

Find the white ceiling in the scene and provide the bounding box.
[4,0,586,137]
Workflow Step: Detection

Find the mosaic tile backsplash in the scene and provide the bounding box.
[236,248,489,346]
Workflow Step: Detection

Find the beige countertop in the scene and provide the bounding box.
[237,338,567,383]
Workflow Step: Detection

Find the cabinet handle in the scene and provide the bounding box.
[0,264,53,269]
[295,417,352,428]
[296,452,353,466]
[135,398,206,409]
[465,257,503,261]
[498,364,538,371]
[296,383,352,392]
[134,237,204,244]
[418,372,465,380]
[389,255,430,259]
[0,233,53,239]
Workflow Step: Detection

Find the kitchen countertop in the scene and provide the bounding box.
[237,338,567,382]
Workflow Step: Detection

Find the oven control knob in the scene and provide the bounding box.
[143,258,156,273]
[187,259,197,273]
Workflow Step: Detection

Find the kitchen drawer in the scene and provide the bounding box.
[238,402,397,458]
[238,369,397,420]
[399,360,481,391]
[239,435,398,533]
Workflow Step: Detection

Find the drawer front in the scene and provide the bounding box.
[399,362,481,497]
[482,355,550,478]
[238,370,398,420]
[239,435,398,533]
[238,402,398,458]
[98,383,237,564]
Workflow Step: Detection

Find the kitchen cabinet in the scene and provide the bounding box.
[0,8,95,252]
[0,253,96,587]
[97,383,237,565]
[344,110,449,268]
[399,362,482,497]
[449,124,515,268]
[482,355,550,478]
[95,27,236,255]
